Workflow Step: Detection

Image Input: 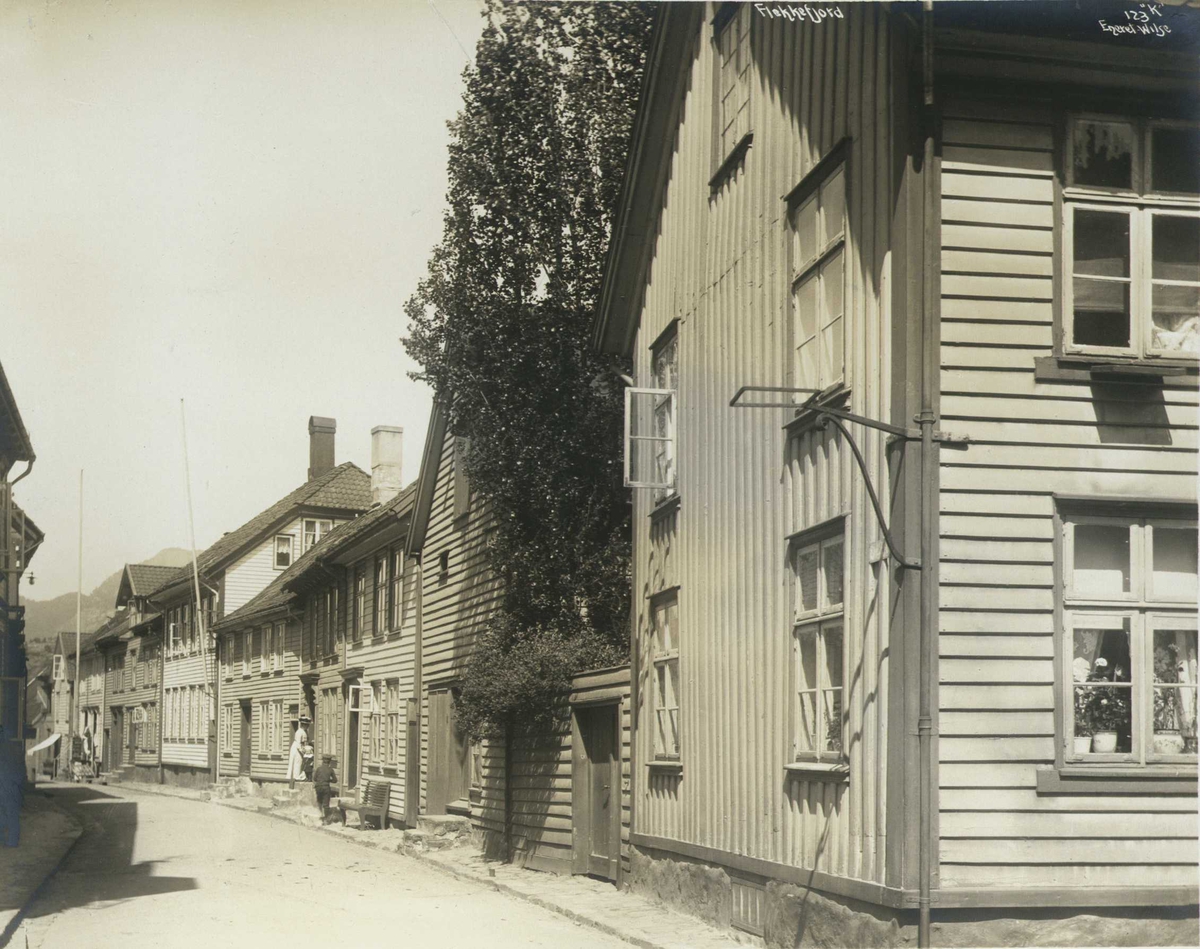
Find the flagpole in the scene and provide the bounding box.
[180,400,214,782]
[72,469,82,778]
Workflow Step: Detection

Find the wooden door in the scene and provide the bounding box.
[111,709,124,768]
[427,689,470,814]
[346,707,359,790]
[573,704,619,881]
[239,702,252,774]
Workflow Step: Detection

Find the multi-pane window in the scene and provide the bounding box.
[221,704,233,755]
[303,518,333,552]
[1062,511,1197,763]
[651,593,681,760]
[1065,116,1199,357]
[714,3,752,166]
[791,164,846,393]
[275,534,293,569]
[253,627,263,674]
[321,687,339,756]
[273,621,285,671]
[792,528,845,761]
[375,558,388,636]
[327,584,340,654]
[354,569,366,642]
[386,681,400,766]
[624,326,678,493]
[258,701,268,757]
[389,550,404,630]
[242,630,252,676]
[52,654,64,680]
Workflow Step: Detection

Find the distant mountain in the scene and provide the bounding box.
[21,547,193,646]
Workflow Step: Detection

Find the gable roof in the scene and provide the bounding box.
[213,483,416,631]
[592,4,702,358]
[150,462,371,597]
[0,357,35,469]
[118,563,181,605]
[406,399,449,555]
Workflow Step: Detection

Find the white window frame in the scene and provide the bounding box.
[791,527,847,763]
[390,549,404,630]
[1063,114,1199,360]
[242,630,252,677]
[303,518,333,553]
[624,387,676,491]
[650,592,681,761]
[375,557,388,636]
[347,684,377,714]
[274,534,293,570]
[1061,512,1198,765]
[713,2,752,169]
[386,680,400,767]
[790,163,847,394]
[52,654,65,681]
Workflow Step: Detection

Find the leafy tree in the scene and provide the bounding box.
[404,1,652,739]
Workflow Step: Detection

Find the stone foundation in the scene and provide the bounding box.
[629,846,1199,948]
[160,765,211,790]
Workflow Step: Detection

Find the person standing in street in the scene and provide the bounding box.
[313,754,338,824]
[286,719,307,789]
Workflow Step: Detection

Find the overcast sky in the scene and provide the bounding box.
[1,0,485,600]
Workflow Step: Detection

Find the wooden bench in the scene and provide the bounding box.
[339,780,390,830]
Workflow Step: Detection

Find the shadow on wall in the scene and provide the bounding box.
[1090,382,1174,446]
[16,785,197,917]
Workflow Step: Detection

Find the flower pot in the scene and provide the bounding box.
[1091,731,1118,754]
[1152,730,1185,755]
[1073,736,1092,756]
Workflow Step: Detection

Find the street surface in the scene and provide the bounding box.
[21,785,631,949]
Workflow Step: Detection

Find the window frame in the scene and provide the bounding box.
[375,557,388,638]
[1061,113,1200,361]
[274,534,293,570]
[650,590,681,763]
[389,549,403,631]
[786,143,850,399]
[711,2,753,181]
[1056,502,1198,770]
[789,519,848,767]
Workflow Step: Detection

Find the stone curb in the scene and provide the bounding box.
[108,781,725,949]
[0,795,85,949]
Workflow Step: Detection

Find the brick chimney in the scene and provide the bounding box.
[370,425,403,505]
[308,416,336,480]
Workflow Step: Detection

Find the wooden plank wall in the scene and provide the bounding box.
[936,93,1200,890]
[474,668,633,875]
[418,429,503,812]
[351,544,419,822]
[630,5,894,885]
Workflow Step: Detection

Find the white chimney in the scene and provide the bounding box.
[371,426,403,505]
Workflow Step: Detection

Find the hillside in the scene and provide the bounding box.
[21,547,193,647]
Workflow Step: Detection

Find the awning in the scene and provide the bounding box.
[26,732,60,755]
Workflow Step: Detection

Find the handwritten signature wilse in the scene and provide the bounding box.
[754,4,844,23]
[1100,2,1172,36]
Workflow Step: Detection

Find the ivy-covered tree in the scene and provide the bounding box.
[403,1,653,739]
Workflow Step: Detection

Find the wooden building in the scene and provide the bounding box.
[593,3,1198,946]
[1,357,41,812]
[151,419,370,788]
[408,402,634,877]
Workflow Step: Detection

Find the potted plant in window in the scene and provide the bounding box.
[1072,689,1094,756]
[1086,687,1130,754]
[1152,641,1187,755]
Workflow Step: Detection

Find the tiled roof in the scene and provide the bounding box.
[214,484,416,630]
[125,564,180,597]
[150,462,371,596]
[91,610,135,646]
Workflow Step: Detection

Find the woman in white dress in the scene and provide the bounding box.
[287,719,309,789]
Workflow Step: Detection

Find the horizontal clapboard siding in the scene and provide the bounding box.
[937,97,1199,893]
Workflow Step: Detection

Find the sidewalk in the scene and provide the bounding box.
[0,787,83,948]
[111,779,747,949]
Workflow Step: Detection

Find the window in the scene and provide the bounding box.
[389,550,404,630]
[438,550,450,582]
[182,603,192,652]
[1064,116,1199,357]
[327,584,340,654]
[354,570,366,642]
[52,654,64,680]
[258,701,268,757]
[303,518,333,553]
[253,627,264,674]
[275,534,293,569]
[321,687,339,756]
[242,630,252,676]
[651,592,681,760]
[375,558,388,637]
[453,436,471,519]
[386,681,400,767]
[624,324,678,492]
[376,682,388,764]
[791,527,846,762]
[713,3,752,169]
[790,161,846,394]
[184,687,193,741]
[1062,509,1198,763]
[368,681,383,767]
[273,621,285,671]
[222,704,233,755]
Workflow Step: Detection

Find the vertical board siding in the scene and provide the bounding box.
[937,95,1199,892]
[630,7,893,884]
[419,428,504,814]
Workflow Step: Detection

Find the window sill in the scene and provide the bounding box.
[1036,765,1197,796]
[783,385,851,436]
[647,759,683,774]
[1035,355,1198,384]
[709,131,753,192]
[649,494,680,522]
[785,761,849,782]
